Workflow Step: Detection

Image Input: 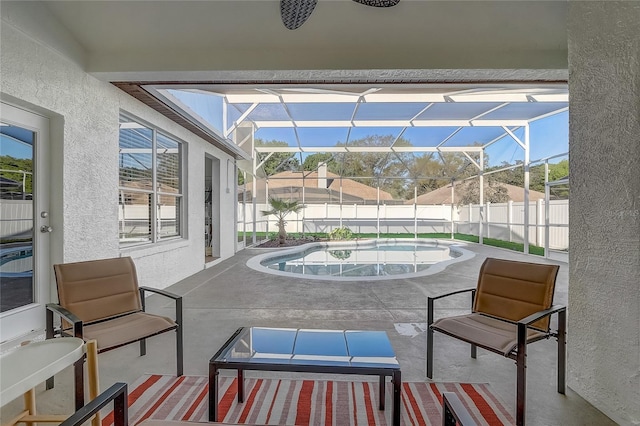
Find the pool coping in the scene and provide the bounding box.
[245,238,475,281]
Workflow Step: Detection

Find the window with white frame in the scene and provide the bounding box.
[118,114,183,246]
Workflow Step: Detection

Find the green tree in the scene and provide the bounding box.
[332,135,413,199]
[546,159,569,199]
[488,160,568,194]
[261,197,305,245]
[0,155,33,194]
[487,162,524,189]
[303,153,335,171]
[548,160,569,182]
[255,139,300,176]
[458,177,510,205]
[238,139,302,185]
[410,152,478,198]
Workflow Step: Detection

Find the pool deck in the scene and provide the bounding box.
[1,242,615,425]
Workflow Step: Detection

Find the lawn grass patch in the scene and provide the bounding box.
[240,231,544,256]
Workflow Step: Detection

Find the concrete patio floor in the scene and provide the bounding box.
[1,242,615,425]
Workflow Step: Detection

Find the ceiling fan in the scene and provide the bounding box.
[281,0,400,30]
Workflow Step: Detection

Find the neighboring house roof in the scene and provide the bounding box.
[0,176,21,188]
[247,170,397,204]
[407,182,546,205]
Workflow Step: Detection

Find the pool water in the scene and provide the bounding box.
[248,239,473,281]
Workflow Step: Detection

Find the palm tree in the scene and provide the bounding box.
[261,197,305,246]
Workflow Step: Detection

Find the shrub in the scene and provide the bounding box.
[329,249,352,260]
[329,227,353,240]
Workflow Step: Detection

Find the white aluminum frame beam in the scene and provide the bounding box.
[503,126,527,150]
[251,119,531,128]
[225,92,568,104]
[225,103,258,137]
[254,146,484,153]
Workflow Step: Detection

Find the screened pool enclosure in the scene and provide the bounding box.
[137,84,570,259]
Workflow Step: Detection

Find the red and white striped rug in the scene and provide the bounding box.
[103,374,514,426]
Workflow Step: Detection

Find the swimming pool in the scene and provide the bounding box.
[0,245,33,278]
[246,239,474,281]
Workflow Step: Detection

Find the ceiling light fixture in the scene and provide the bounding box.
[280,0,400,30]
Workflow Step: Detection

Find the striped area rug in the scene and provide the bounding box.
[103,374,514,426]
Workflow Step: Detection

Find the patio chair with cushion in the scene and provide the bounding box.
[427,257,566,426]
[46,256,183,389]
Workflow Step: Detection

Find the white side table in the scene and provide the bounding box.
[1,337,86,425]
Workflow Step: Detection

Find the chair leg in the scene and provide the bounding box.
[426,297,434,379]
[46,375,55,390]
[46,309,55,390]
[516,323,527,426]
[176,327,184,376]
[557,308,567,394]
[471,290,477,360]
[427,327,434,379]
[140,338,146,356]
[176,297,183,376]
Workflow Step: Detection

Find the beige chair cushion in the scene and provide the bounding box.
[54,257,142,323]
[432,313,546,356]
[474,258,559,331]
[82,312,177,351]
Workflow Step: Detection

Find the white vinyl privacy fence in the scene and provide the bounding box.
[238,200,569,256]
[0,199,568,259]
[0,200,32,240]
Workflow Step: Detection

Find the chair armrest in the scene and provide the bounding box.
[516,305,567,350]
[139,286,181,301]
[427,288,476,327]
[59,382,128,426]
[428,287,475,302]
[442,392,477,426]
[138,287,183,328]
[46,303,83,339]
[518,305,566,327]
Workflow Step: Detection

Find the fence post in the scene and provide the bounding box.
[450,181,455,239]
[384,203,387,235]
[339,181,343,229]
[486,202,491,239]
[242,175,247,248]
[537,199,544,248]
[301,185,305,237]
[414,186,418,239]
[377,187,380,238]
[450,203,455,239]
[478,204,484,245]
[353,204,357,234]
[508,200,513,242]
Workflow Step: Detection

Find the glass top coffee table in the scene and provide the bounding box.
[209,327,401,425]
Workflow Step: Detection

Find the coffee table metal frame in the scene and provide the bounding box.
[209,327,402,426]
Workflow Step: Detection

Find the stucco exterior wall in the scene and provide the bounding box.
[568,2,640,425]
[0,22,237,293]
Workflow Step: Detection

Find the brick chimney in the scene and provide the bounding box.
[318,162,327,189]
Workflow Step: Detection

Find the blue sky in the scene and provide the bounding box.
[1,128,34,160]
